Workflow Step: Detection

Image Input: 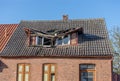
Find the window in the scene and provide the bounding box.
[80,64,95,81]
[30,36,52,46]
[56,34,70,45]
[17,64,30,81]
[36,36,42,45]
[63,35,69,44]
[57,37,62,45]
[43,64,56,81]
[43,38,52,45]
[30,36,42,46]
[29,34,71,46]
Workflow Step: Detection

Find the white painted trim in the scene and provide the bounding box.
[55,38,58,46]
[42,37,44,45]
[62,36,64,45]
[36,36,38,45]
[68,34,70,45]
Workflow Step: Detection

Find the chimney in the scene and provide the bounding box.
[63,15,68,21]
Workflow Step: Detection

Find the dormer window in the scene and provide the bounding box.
[24,27,83,47]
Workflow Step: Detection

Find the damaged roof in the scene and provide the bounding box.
[0,18,113,57]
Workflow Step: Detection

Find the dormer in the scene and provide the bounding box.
[24,27,83,47]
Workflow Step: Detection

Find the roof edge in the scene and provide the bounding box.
[0,24,19,53]
[0,55,113,59]
[20,18,105,22]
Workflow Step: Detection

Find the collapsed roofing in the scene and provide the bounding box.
[0,18,113,57]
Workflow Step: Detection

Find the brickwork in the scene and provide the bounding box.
[0,57,112,81]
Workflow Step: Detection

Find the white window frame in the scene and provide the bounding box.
[36,36,44,45]
[42,37,44,45]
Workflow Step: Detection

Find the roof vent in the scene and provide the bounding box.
[63,15,68,21]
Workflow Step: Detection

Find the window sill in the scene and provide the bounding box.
[29,45,53,48]
[55,44,71,47]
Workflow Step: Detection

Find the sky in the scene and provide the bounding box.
[0,0,120,30]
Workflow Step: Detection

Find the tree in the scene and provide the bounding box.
[110,26,120,74]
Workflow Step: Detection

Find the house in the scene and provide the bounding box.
[0,16,113,81]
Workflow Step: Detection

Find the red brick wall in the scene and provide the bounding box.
[70,33,78,45]
[0,57,112,81]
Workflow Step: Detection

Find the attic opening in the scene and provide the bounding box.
[24,27,84,47]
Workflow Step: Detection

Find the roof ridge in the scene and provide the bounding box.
[21,18,105,22]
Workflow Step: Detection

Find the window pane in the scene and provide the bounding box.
[63,35,69,44]
[51,74,55,81]
[81,72,93,81]
[36,36,42,45]
[88,72,93,81]
[44,74,48,81]
[25,65,30,72]
[80,64,95,70]
[24,74,29,81]
[88,65,95,69]
[18,73,23,81]
[57,38,62,45]
[80,65,88,70]
[44,65,48,72]
[18,65,23,72]
[51,65,55,73]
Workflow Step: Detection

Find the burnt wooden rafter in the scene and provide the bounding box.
[23,27,83,39]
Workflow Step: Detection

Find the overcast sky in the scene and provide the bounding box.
[0,0,120,30]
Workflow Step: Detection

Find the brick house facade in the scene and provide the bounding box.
[0,16,113,81]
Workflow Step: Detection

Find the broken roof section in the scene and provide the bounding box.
[0,24,18,52]
[24,27,83,39]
